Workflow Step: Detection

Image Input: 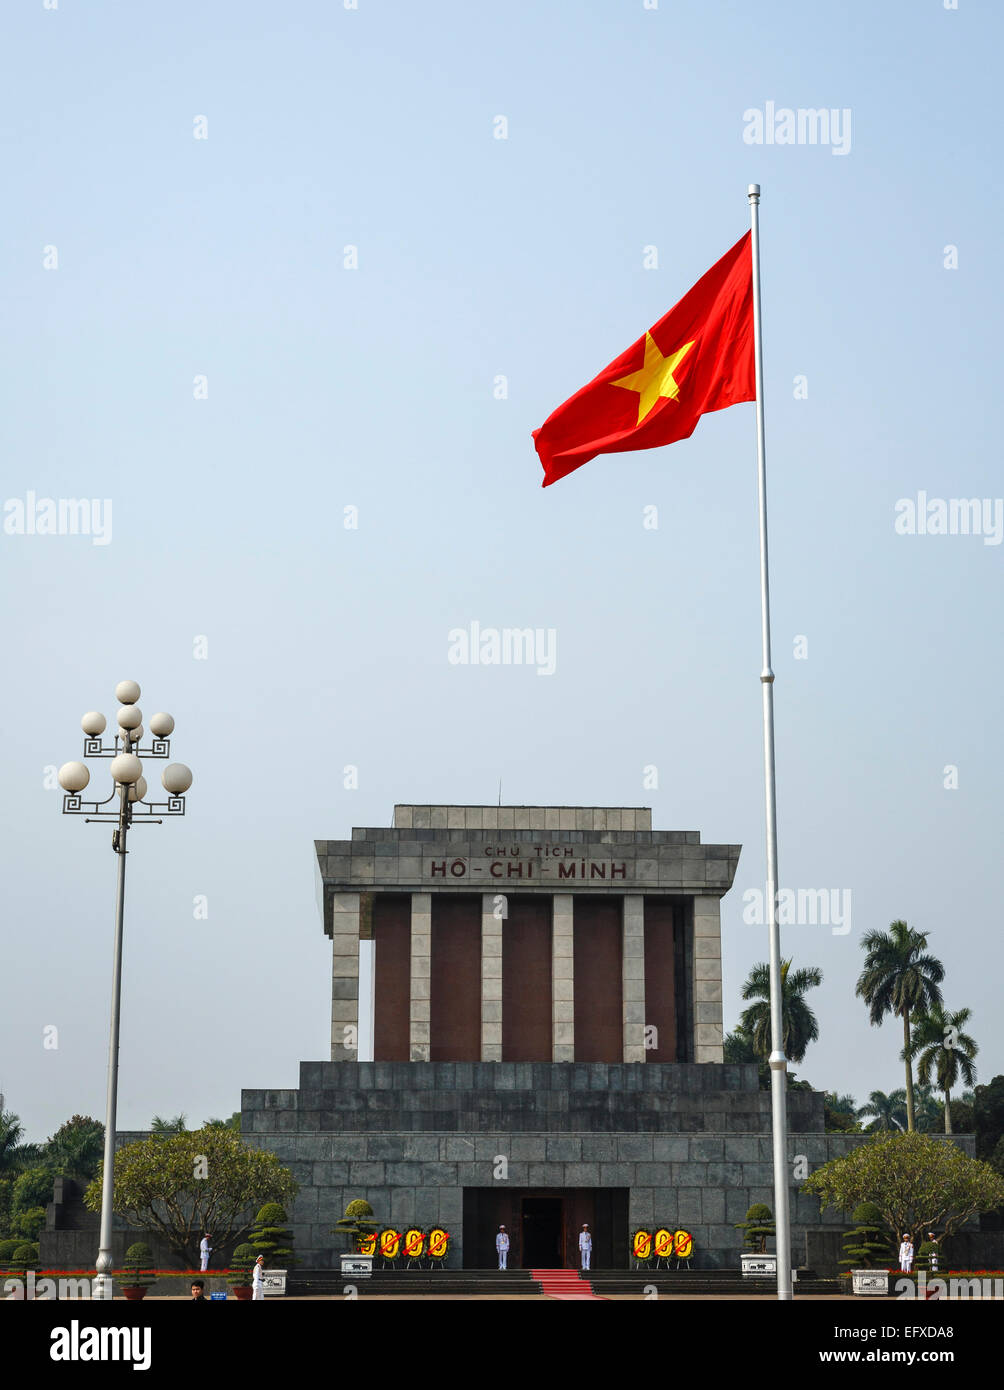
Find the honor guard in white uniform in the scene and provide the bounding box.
[199,1234,212,1271]
[496,1225,510,1270]
[579,1224,592,1271]
[252,1255,266,1299]
[898,1234,914,1273]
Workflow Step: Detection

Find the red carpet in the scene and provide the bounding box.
[532,1268,604,1300]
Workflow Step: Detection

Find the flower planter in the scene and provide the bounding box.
[122,1286,148,1301]
[740,1252,777,1277]
[340,1253,373,1278]
[231,1285,253,1300]
[852,1270,890,1296]
[262,1269,287,1296]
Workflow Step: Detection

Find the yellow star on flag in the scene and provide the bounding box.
[612,334,695,424]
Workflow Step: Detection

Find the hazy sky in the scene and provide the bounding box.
[2,0,1000,1141]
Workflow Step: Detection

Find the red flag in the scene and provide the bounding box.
[533,232,754,486]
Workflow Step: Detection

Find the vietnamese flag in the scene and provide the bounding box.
[533,232,755,486]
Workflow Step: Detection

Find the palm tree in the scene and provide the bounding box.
[739,959,823,1064]
[149,1113,187,1136]
[856,1089,908,1132]
[855,920,944,1132]
[911,1083,945,1132]
[907,1006,978,1134]
[0,1109,27,1176]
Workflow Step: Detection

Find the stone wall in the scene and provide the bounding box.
[244,1060,825,1134]
[243,1061,854,1269]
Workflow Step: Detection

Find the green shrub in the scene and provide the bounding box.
[334,1198,378,1250]
[10,1242,39,1271]
[120,1241,156,1288]
[0,1237,23,1266]
[840,1202,893,1269]
[228,1242,258,1288]
[250,1203,295,1267]
[735,1203,774,1253]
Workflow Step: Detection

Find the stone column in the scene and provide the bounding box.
[552,894,574,1062]
[330,891,360,1060]
[409,893,432,1062]
[481,894,503,1060]
[692,895,724,1062]
[622,895,646,1062]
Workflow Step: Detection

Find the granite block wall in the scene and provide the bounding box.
[241,1061,860,1269]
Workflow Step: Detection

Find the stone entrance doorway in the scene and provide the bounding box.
[521,1195,564,1267]
[461,1187,628,1269]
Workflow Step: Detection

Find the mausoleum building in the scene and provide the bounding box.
[240,805,868,1270]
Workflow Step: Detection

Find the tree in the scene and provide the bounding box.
[203,1114,241,1131]
[45,1116,104,1182]
[83,1127,298,1268]
[856,1089,908,1133]
[802,1132,1004,1241]
[990,1137,1004,1181]
[0,1110,29,1177]
[855,920,944,1132]
[149,1114,187,1137]
[11,1168,55,1217]
[949,1098,974,1134]
[739,959,823,1065]
[912,1083,945,1134]
[971,1076,1004,1162]
[12,1206,46,1242]
[824,1093,862,1134]
[906,1006,977,1135]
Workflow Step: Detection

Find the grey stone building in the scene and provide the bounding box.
[242,804,868,1270]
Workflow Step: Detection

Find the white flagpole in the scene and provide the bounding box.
[747,182,792,1301]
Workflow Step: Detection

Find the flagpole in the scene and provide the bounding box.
[747,182,792,1302]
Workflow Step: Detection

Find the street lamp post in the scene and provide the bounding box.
[57,679,193,1289]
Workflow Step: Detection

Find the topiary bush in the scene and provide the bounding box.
[227,1242,258,1288]
[333,1198,378,1252]
[840,1202,893,1269]
[250,1202,295,1267]
[735,1203,775,1253]
[10,1242,40,1271]
[120,1241,156,1288]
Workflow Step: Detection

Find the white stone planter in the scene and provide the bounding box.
[740,1252,777,1277]
[852,1269,890,1296]
[262,1268,287,1296]
[340,1254,373,1278]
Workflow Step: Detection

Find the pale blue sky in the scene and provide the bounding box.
[1,0,1000,1139]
